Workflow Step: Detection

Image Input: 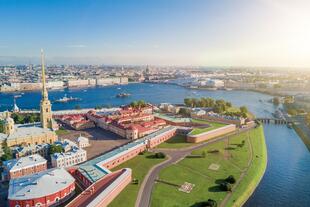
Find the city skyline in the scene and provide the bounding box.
[1,0,310,68]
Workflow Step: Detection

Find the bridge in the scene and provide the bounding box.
[256,118,292,125]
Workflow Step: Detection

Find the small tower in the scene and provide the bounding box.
[4,111,14,135]
[12,97,20,112]
[40,49,52,129]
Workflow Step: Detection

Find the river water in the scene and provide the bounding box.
[0,83,309,206]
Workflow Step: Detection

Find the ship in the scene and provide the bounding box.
[54,94,81,103]
[116,93,131,98]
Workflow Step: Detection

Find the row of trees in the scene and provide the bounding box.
[11,113,40,124]
[219,175,236,192]
[0,120,4,133]
[184,98,232,109]
[306,113,310,126]
[130,100,147,108]
[183,97,248,117]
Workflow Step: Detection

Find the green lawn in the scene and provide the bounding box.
[55,128,70,136]
[157,135,196,149]
[108,152,167,207]
[189,119,227,135]
[151,126,267,207]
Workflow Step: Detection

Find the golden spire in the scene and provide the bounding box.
[41,49,48,100]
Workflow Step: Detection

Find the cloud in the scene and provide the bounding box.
[65,44,86,48]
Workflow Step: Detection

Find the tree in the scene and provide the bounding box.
[196,199,217,207]
[178,108,190,116]
[132,178,139,185]
[154,152,166,159]
[273,97,280,105]
[220,182,232,192]
[306,113,310,126]
[240,106,248,114]
[137,100,146,108]
[201,151,206,158]
[49,144,63,154]
[225,175,236,184]
[184,98,195,108]
[1,141,13,161]
[207,98,215,108]
[0,120,4,133]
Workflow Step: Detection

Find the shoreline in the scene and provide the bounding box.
[228,125,268,207]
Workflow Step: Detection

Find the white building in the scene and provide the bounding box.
[205,79,224,88]
[75,135,90,148]
[55,139,78,152]
[51,147,87,168]
[2,154,47,180]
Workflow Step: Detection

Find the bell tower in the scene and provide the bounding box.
[40,49,52,129]
[4,111,15,135]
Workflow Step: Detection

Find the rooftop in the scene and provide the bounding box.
[0,122,55,141]
[78,126,176,182]
[8,168,75,200]
[52,147,86,160]
[3,154,47,172]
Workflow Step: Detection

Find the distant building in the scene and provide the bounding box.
[2,154,47,181]
[205,79,224,88]
[51,147,87,168]
[160,103,181,114]
[8,168,75,207]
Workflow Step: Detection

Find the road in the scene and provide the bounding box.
[135,127,253,207]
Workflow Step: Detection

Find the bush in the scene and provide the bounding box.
[195,199,217,207]
[49,144,63,154]
[225,175,236,184]
[207,149,219,153]
[154,152,166,159]
[220,182,232,191]
[201,151,206,158]
[132,178,139,185]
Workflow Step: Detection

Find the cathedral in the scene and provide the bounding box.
[0,50,58,149]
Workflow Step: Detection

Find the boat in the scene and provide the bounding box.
[117,87,121,90]
[116,93,131,98]
[54,94,81,103]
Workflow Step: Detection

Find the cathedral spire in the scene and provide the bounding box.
[41,49,48,100]
[40,49,52,129]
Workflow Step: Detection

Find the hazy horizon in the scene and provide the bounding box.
[1,0,310,68]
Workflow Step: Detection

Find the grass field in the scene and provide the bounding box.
[55,128,70,136]
[108,152,167,207]
[151,126,267,207]
[189,119,227,135]
[157,135,196,149]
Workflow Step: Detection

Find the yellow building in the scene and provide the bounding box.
[0,50,57,148]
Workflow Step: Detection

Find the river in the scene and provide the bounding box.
[1,83,309,206]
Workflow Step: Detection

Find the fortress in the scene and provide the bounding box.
[0,50,57,149]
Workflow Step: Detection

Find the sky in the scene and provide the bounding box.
[0,0,310,67]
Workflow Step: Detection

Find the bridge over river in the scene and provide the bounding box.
[256,118,293,125]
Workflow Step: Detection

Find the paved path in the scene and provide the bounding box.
[135,127,254,207]
[220,132,253,207]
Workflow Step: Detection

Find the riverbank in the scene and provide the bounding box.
[225,125,267,207]
[150,126,267,207]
